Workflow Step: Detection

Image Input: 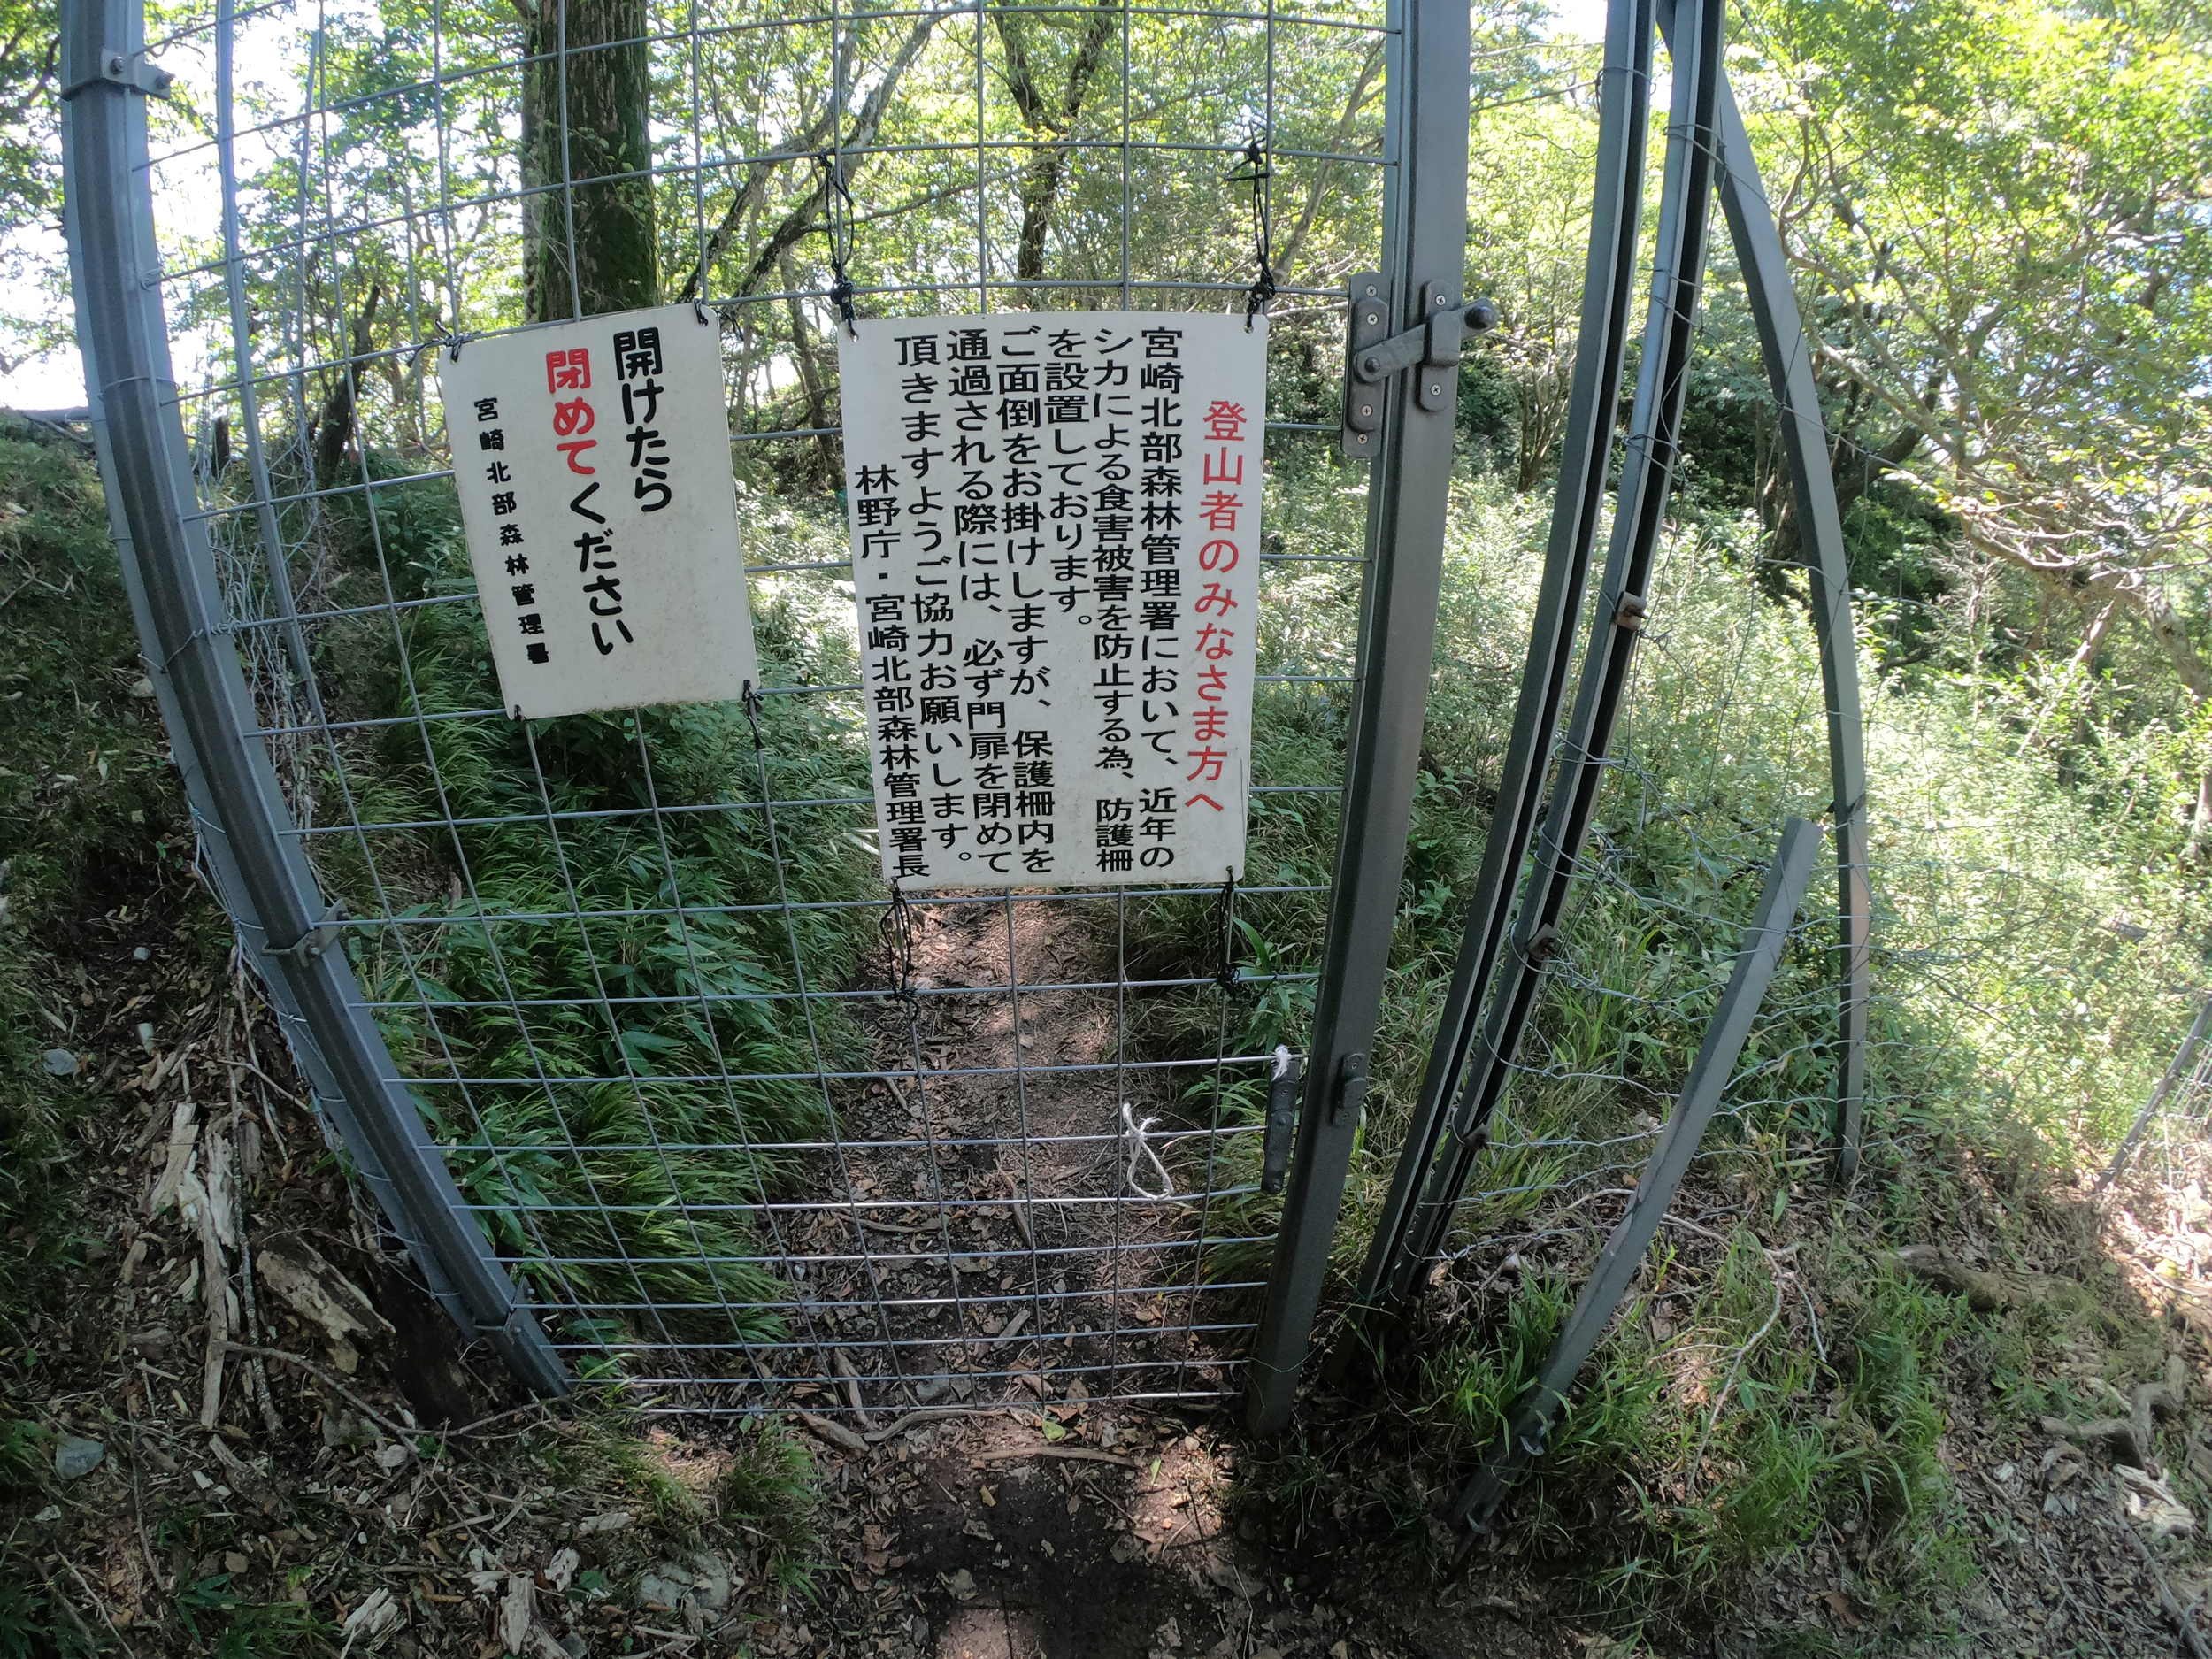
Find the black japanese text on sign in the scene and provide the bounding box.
[839,314,1266,889]
[437,303,759,719]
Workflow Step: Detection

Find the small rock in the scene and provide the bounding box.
[40,1048,76,1078]
[133,945,150,960]
[128,676,156,699]
[375,1442,409,1471]
[31,1506,58,1524]
[558,1637,587,1659]
[1155,1617,1183,1650]
[941,1568,976,1601]
[686,1553,733,1610]
[543,1548,580,1594]
[1993,1463,2016,1483]
[53,1437,104,1480]
[635,1571,687,1612]
[573,1509,632,1537]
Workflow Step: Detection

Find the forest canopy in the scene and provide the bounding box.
[7,0,2209,831]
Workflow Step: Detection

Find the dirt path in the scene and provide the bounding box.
[761,1407,1577,1659]
[772,890,1242,1425]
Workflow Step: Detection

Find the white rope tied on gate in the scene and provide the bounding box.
[1273,1043,1292,1080]
[1121,1101,1174,1201]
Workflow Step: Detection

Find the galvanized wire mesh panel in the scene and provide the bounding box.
[129,0,1403,1417]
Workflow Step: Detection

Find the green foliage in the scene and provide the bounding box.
[0,423,198,1318]
[718,1415,826,1597]
[263,465,883,1346]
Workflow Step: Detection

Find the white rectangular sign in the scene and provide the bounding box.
[436,303,758,719]
[840,312,1266,889]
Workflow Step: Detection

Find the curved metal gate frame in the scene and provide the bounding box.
[60,0,571,1395]
[61,0,1866,1425]
[1313,0,1872,1386]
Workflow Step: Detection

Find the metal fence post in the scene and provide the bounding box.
[2097,997,2212,1194]
[1352,0,1654,1333]
[1446,815,1820,1533]
[1673,0,1872,1183]
[1244,0,1471,1436]
[59,0,570,1397]
[1378,0,1727,1302]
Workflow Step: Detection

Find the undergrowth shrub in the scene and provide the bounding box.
[244,461,879,1348]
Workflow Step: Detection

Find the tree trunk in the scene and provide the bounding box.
[312,283,382,481]
[521,0,657,322]
[1269,39,1386,290]
[995,0,1116,284]
[778,250,841,488]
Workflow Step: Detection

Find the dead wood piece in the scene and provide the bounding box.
[1889,1244,2013,1312]
[218,1340,416,1459]
[256,1234,393,1371]
[864,1407,957,1444]
[2123,1511,2212,1659]
[832,1349,873,1428]
[797,1410,869,1455]
[969,1446,1134,1468]
[2043,1415,2150,1467]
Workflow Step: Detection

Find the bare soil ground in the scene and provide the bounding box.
[14,841,2212,1659]
[774,891,1241,1427]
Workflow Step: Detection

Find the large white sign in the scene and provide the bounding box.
[840,313,1266,889]
[437,304,758,719]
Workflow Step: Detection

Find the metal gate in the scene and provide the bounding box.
[62,0,1475,1419]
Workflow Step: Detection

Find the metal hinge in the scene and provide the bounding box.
[62,47,175,101]
[1260,1047,1303,1194]
[1339,273,1500,457]
[265,902,347,964]
[1328,1051,1369,1126]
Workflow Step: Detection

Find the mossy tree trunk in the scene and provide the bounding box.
[521,0,657,321]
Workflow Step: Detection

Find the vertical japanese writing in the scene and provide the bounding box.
[546,346,634,657]
[469,392,553,667]
[614,326,672,513]
[844,313,1263,889]
[1187,394,1248,829]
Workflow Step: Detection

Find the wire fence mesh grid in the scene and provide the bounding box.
[106,0,1418,1418]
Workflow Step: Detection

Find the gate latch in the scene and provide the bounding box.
[1328,1050,1369,1126]
[62,47,175,101]
[1340,273,1501,457]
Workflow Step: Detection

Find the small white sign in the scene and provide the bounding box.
[436,304,758,718]
[839,312,1266,889]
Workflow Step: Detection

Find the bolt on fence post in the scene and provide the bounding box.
[1243,0,1471,1437]
[2097,996,2212,1194]
[60,0,570,1397]
[1448,815,1821,1535]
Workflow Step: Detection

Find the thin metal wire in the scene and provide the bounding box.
[152,0,1400,1416]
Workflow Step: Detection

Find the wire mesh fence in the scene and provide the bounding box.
[81,0,2204,1459]
[93,0,1437,1418]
